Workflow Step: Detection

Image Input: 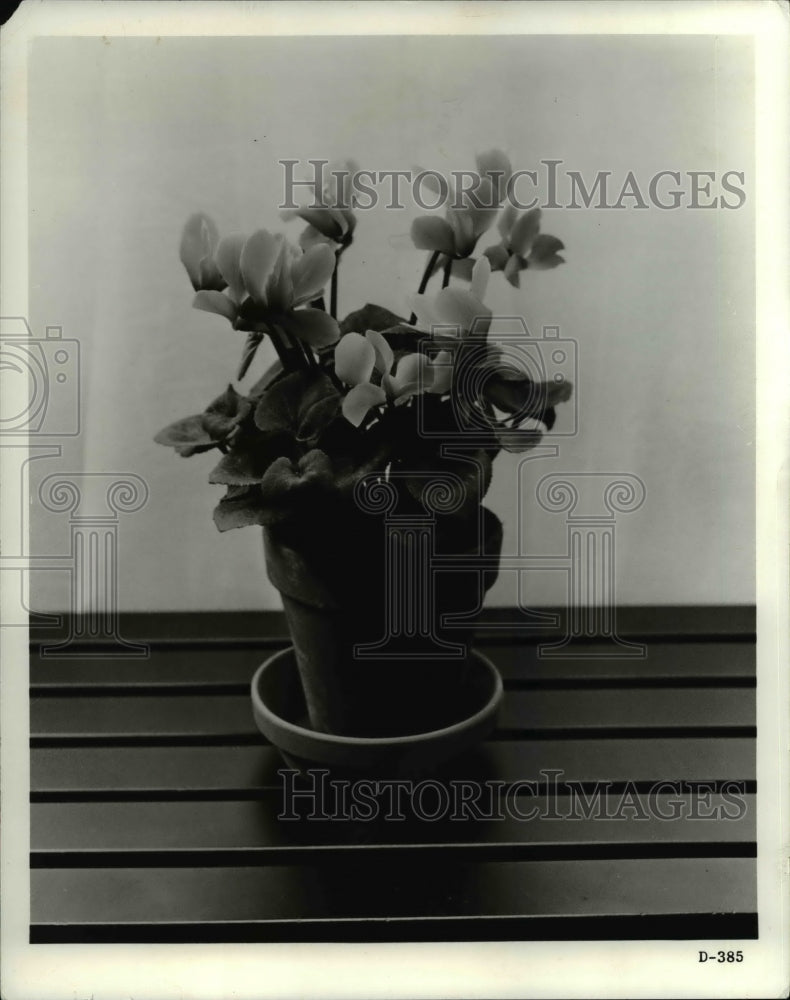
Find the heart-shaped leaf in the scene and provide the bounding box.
[212,485,268,532]
[208,430,293,485]
[154,414,215,456]
[254,369,341,449]
[340,303,405,336]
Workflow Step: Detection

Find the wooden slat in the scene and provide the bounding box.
[30,738,756,797]
[30,794,756,863]
[29,640,756,691]
[489,642,755,683]
[30,858,757,936]
[29,687,756,741]
[30,912,759,943]
[28,605,756,646]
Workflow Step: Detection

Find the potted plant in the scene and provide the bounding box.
[155,151,571,776]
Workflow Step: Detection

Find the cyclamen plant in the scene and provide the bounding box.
[155,150,572,531]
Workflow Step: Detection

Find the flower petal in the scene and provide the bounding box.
[298,223,333,251]
[290,244,336,305]
[334,332,376,386]
[341,382,386,427]
[326,159,360,205]
[240,229,281,305]
[503,255,523,288]
[216,233,248,303]
[451,176,499,252]
[192,290,238,322]
[471,256,491,302]
[180,213,219,290]
[483,244,510,272]
[198,255,225,291]
[497,202,518,240]
[509,208,542,255]
[406,293,438,332]
[445,209,477,258]
[476,149,512,203]
[278,307,340,347]
[528,234,566,269]
[434,287,492,337]
[410,215,457,255]
[266,237,295,310]
[365,329,394,375]
[292,206,345,242]
[412,167,451,200]
[389,352,433,399]
[448,257,476,283]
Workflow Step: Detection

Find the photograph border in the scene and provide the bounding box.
[1,2,787,998]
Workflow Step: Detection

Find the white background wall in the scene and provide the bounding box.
[27,34,754,612]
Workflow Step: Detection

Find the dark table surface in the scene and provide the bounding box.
[29,606,757,942]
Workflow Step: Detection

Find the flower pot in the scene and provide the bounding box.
[262,504,503,741]
[251,645,503,779]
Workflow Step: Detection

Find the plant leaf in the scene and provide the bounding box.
[212,485,268,532]
[340,303,406,336]
[494,426,544,453]
[154,414,215,456]
[278,307,340,347]
[202,384,251,439]
[254,369,341,448]
[207,431,292,485]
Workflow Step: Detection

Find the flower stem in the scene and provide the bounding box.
[330,261,338,320]
[267,331,289,366]
[327,368,344,393]
[237,332,264,380]
[442,257,453,288]
[299,339,319,370]
[408,250,441,325]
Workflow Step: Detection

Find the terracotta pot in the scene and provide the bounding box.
[251,645,503,779]
[262,505,503,739]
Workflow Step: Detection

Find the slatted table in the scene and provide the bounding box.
[29,607,757,942]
